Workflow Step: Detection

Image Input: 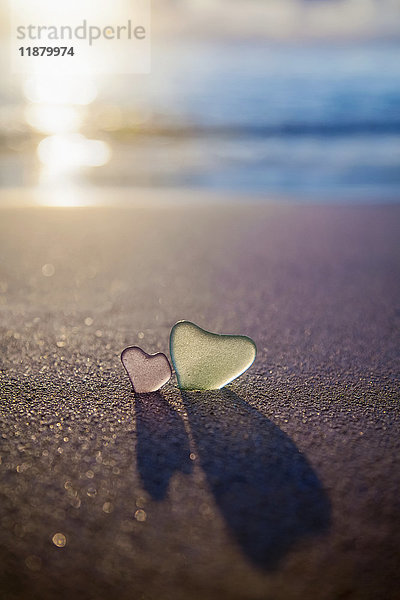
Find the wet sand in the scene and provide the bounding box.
[0,200,399,599]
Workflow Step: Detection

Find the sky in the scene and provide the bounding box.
[0,0,399,41]
[152,0,400,40]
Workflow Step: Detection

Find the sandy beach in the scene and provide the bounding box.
[0,199,399,599]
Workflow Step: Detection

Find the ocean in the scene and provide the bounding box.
[1,39,400,202]
[100,39,400,201]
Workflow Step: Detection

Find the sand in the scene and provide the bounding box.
[0,200,399,600]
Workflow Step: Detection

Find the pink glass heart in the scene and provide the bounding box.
[121,346,172,393]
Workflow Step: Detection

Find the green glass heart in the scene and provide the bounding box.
[170,321,257,390]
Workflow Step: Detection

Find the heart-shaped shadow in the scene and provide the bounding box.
[135,392,192,501]
[181,389,331,569]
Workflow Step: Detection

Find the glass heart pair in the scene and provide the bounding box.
[121,321,257,393]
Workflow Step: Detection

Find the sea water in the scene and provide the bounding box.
[1,39,399,202]
[105,39,400,201]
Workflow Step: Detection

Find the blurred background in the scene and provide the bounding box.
[0,0,399,205]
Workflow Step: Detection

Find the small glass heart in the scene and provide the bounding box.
[121,346,172,393]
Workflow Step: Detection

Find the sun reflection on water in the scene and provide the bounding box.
[24,74,98,106]
[25,104,83,135]
[22,69,111,205]
[12,0,136,205]
[38,134,111,172]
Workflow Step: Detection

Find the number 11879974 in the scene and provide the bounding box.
[19,47,75,56]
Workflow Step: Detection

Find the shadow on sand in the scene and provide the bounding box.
[135,392,192,501]
[136,389,330,569]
